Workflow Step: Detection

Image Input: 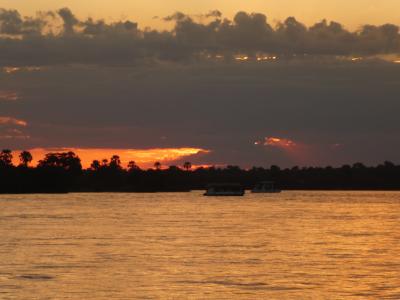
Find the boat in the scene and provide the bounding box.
[252,181,281,193]
[204,183,245,196]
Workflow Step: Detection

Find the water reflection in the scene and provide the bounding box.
[1,191,400,299]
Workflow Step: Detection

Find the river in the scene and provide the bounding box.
[1,191,400,299]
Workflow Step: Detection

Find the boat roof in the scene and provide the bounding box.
[206,183,243,188]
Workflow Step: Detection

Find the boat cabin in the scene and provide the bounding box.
[252,181,281,193]
[204,183,245,196]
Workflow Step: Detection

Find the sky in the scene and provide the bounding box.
[1,1,400,168]
[2,0,400,30]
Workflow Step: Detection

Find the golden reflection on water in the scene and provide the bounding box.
[1,191,400,299]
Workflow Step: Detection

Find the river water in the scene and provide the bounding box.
[1,191,400,299]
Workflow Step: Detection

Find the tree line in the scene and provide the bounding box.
[1,149,400,193]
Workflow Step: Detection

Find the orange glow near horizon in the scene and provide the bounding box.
[3,67,20,74]
[265,137,297,148]
[235,55,249,61]
[256,136,344,166]
[0,117,27,126]
[12,147,210,169]
[256,136,315,165]
[3,67,42,74]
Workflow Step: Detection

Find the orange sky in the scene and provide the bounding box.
[12,148,209,169]
[2,0,400,30]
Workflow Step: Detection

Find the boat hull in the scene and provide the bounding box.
[204,192,245,196]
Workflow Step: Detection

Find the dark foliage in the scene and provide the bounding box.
[1,149,400,193]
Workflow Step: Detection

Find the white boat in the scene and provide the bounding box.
[204,183,245,196]
[252,181,281,193]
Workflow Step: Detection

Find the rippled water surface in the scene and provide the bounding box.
[1,191,400,299]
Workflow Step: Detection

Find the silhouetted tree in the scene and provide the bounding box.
[128,161,140,171]
[38,152,82,174]
[168,165,180,172]
[1,146,400,193]
[183,161,192,171]
[26,152,82,193]
[0,149,13,168]
[19,151,33,167]
[353,162,366,169]
[154,161,161,170]
[383,161,395,168]
[90,160,101,171]
[270,165,281,179]
[109,155,122,170]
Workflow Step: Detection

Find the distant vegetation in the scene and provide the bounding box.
[1,149,400,193]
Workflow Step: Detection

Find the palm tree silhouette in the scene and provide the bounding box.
[183,161,192,171]
[19,151,33,167]
[154,161,161,170]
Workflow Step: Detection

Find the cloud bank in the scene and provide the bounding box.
[0,8,400,66]
[2,60,400,167]
[1,8,400,167]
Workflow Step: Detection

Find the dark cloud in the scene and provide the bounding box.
[57,7,79,35]
[205,10,222,19]
[0,8,399,66]
[2,60,400,167]
[163,12,187,22]
[0,8,46,35]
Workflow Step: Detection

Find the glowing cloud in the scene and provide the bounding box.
[263,137,297,148]
[235,55,249,61]
[3,67,42,74]
[0,130,30,140]
[3,67,20,74]
[256,55,278,61]
[14,147,210,169]
[255,136,313,165]
[0,8,400,68]
[0,117,27,126]
[0,91,19,101]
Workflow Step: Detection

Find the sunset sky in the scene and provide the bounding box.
[2,0,400,30]
[1,1,400,168]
